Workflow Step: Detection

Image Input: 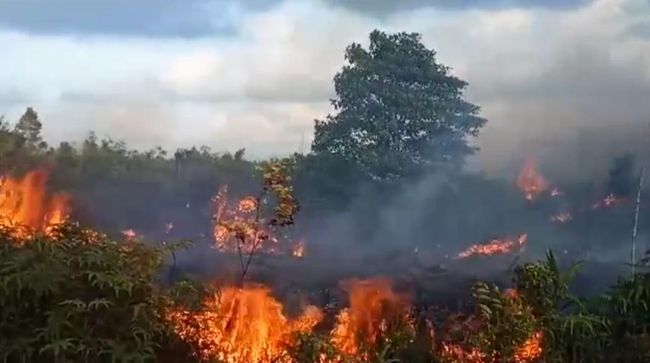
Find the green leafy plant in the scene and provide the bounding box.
[213,158,300,284]
[470,282,538,362]
[0,223,190,363]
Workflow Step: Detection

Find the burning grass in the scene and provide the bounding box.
[166,276,548,363]
[330,277,414,359]
[516,159,549,201]
[457,234,528,259]
[166,278,415,363]
[0,169,70,239]
[1,159,643,362]
[167,284,323,363]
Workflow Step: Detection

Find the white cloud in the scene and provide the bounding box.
[0,0,648,172]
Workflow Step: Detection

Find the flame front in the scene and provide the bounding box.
[331,277,413,358]
[440,343,486,363]
[291,240,305,258]
[212,186,280,255]
[514,331,543,362]
[458,234,528,259]
[168,285,323,363]
[516,159,549,201]
[0,170,70,238]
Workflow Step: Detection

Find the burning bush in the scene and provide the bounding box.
[166,284,323,363]
[212,159,302,282]
[0,169,70,239]
[331,277,415,360]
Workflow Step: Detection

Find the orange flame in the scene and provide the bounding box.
[458,234,528,259]
[516,159,549,201]
[440,343,486,363]
[0,170,70,238]
[331,277,413,358]
[167,284,323,362]
[291,240,305,258]
[212,186,282,255]
[514,331,543,362]
[440,331,542,363]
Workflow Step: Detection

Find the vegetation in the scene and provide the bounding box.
[0,224,180,362]
[2,219,649,362]
[0,29,648,362]
[312,30,486,182]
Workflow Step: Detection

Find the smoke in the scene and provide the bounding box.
[283,124,648,292]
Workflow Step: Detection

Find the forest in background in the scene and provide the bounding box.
[1,30,649,362]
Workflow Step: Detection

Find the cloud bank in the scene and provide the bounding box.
[0,0,648,173]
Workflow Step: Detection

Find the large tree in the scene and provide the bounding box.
[15,107,45,149]
[312,30,486,180]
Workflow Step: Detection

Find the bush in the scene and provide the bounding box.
[0,223,183,362]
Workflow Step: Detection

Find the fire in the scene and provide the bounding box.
[167,284,323,362]
[457,234,528,259]
[238,196,257,213]
[167,277,543,362]
[514,331,543,363]
[592,193,623,210]
[331,277,413,358]
[440,332,542,363]
[505,289,543,363]
[440,343,486,363]
[212,186,280,255]
[516,159,549,201]
[550,212,573,223]
[504,288,519,299]
[0,169,70,238]
[291,240,305,258]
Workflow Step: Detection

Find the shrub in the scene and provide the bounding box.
[0,223,181,362]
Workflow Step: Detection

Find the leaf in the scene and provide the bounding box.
[88,298,112,310]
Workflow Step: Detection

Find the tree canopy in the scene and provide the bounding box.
[312,30,486,181]
[15,107,45,149]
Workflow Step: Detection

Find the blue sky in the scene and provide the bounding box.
[0,0,649,170]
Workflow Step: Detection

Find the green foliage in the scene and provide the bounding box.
[513,251,605,363]
[285,332,341,363]
[356,317,419,363]
[286,323,433,363]
[312,30,486,181]
[512,250,650,362]
[213,158,300,283]
[598,271,650,362]
[514,250,583,317]
[15,107,45,150]
[0,224,182,362]
[471,282,537,362]
[260,157,300,227]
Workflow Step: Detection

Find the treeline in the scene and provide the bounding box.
[1,28,649,362]
[0,30,644,258]
[0,30,488,241]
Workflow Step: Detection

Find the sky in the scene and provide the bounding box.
[1,0,649,173]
